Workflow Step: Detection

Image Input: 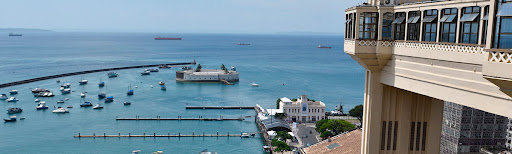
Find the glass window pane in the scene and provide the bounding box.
[425,24,431,32]
[464,23,471,33]
[501,18,512,33]
[499,34,512,48]
[449,34,455,42]
[432,24,437,31]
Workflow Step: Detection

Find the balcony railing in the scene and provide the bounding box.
[488,49,512,64]
[394,41,485,54]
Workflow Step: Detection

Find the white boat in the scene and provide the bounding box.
[9,90,18,95]
[67,105,73,108]
[4,116,16,122]
[62,88,71,94]
[0,94,8,100]
[158,81,165,85]
[231,65,236,71]
[200,149,218,154]
[124,101,131,105]
[132,150,141,154]
[151,85,154,88]
[52,107,69,113]
[57,100,65,103]
[250,82,259,87]
[20,117,25,120]
[36,102,49,110]
[7,97,19,102]
[93,104,103,109]
[141,71,151,75]
[65,98,70,101]
[79,80,88,85]
[35,99,40,102]
[81,92,86,98]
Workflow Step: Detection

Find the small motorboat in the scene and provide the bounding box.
[98,82,105,87]
[236,43,251,45]
[108,72,118,78]
[317,44,332,49]
[57,100,65,103]
[35,99,40,102]
[161,85,166,90]
[127,90,134,95]
[20,117,25,120]
[159,65,168,69]
[52,107,69,113]
[141,71,151,75]
[36,102,49,110]
[56,79,60,83]
[98,93,106,99]
[7,97,19,102]
[93,104,104,109]
[7,107,22,114]
[4,116,16,122]
[151,85,154,88]
[62,89,71,94]
[200,149,218,154]
[67,105,73,108]
[0,94,8,100]
[81,92,86,98]
[61,83,71,89]
[9,90,18,95]
[231,66,236,71]
[124,101,131,105]
[65,98,70,101]
[80,102,93,107]
[240,133,255,138]
[146,68,159,72]
[182,66,192,70]
[79,80,88,85]
[32,88,50,94]
[158,81,165,85]
[250,82,259,87]
[135,86,138,88]
[105,96,114,102]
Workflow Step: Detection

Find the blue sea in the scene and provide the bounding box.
[0,32,364,154]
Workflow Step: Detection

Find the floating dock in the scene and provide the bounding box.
[0,62,196,89]
[116,116,245,121]
[185,106,255,109]
[74,133,247,138]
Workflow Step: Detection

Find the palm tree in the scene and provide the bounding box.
[196,64,202,72]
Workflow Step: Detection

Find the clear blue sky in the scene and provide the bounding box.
[0,0,364,34]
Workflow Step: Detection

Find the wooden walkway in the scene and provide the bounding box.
[186,106,255,109]
[0,62,195,89]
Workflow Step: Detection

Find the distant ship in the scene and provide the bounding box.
[154,35,181,40]
[317,45,332,49]
[8,33,22,36]
[236,43,250,45]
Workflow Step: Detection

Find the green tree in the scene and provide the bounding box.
[315,119,355,138]
[320,131,333,138]
[196,64,202,72]
[274,113,286,119]
[271,139,291,152]
[315,119,329,132]
[276,98,281,109]
[275,131,293,141]
[349,105,363,125]
[220,64,228,73]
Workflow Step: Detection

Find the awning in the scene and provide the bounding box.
[482,14,489,20]
[392,17,405,24]
[498,3,512,16]
[440,14,456,22]
[423,16,437,23]
[345,19,352,24]
[406,16,420,23]
[460,13,479,22]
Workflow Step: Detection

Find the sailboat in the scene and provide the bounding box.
[80,86,86,98]
[98,85,107,99]
[79,75,88,85]
[98,77,105,87]
[127,84,134,95]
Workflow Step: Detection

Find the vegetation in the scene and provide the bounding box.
[274,113,286,119]
[195,64,202,72]
[349,105,363,125]
[276,98,281,109]
[275,131,293,141]
[220,64,228,73]
[315,119,355,138]
[291,98,297,101]
[271,139,291,152]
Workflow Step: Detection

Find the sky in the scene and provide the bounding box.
[0,0,364,34]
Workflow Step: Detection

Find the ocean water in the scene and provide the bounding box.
[0,32,365,154]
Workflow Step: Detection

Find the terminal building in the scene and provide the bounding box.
[280,95,326,123]
[344,0,512,153]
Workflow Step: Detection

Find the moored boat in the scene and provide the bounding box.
[141,71,151,75]
[4,116,17,122]
[0,94,8,100]
[36,102,49,110]
[93,104,104,109]
[317,44,332,49]
[98,92,106,99]
[161,85,166,90]
[127,84,134,95]
[108,72,118,78]
[158,81,165,85]
[52,107,69,113]
[124,101,131,105]
[57,100,65,103]
[9,90,18,95]
[154,35,182,40]
[147,68,159,72]
[80,102,93,107]
[105,96,114,102]
[61,88,71,94]
[7,107,22,114]
[32,88,50,93]
[250,82,259,87]
[81,92,86,98]
[67,105,73,108]
[236,43,250,45]
[7,97,19,102]
[35,99,40,102]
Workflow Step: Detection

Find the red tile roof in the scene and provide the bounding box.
[302,129,362,154]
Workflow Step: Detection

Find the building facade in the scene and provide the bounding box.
[507,118,512,150]
[280,95,326,123]
[344,0,512,153]
[440,102,508,153]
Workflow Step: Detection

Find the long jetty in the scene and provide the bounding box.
[74,132,247,138]
[185,106,255,109]
[0,62,195,89]
[116,117,245,121]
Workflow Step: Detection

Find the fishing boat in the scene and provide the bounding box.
[0,94,8,100]
[93,104,104,109]
[105,96,114,102]
[57,100,65,103]
[4,116,17,122]
[250,82,259,87]
[161,85,166,90]
[52,107,69,113]
[127,85,134,95]
[141,70,151,75]
[80,101,93,107]
[317,45,332,49]
[7,108,22,114]
[158,81,165,85]
[7,97,19,102]
[9,90,18,95]
[98,78,105,87]
[36,102,49,110]
[124,101,131,105]
[108,72,118,78]
[98,92,106,99]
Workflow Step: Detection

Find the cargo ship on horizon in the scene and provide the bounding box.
[154,35,181,40]
[8,33,22,36]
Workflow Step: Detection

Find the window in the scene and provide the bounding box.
[359,12,379,40]
[482,6,489,44]
[394,12,406,40]
[382,13,394,40]
[346,13,355,39]
[460,6,480,44]
[407,11,421,41]
[440,8,458,43]
[423,9,438,42]
[495,1,512,48]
